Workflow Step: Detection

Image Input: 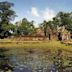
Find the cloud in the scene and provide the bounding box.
[30,7,55,21]
[28,7,56,27]
[42,8,55,21]
[31,7,39,17]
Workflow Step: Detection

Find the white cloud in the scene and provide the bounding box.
[33,21,39,28]
[28,7,56,27]
[30,7,55,21]
[42,8,55,21]
[31,7,39,17]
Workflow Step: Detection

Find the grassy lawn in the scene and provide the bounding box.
[0,38,72,52]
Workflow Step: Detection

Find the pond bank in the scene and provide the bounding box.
[0,39,72,52]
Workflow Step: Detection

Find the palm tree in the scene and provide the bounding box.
[40,20,53,40]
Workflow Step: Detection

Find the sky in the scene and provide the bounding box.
[0,0,72,27]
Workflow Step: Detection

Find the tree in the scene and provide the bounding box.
[40,20,47,37]
[0,1,16,38]
[40,20,53,40]
[16,18,36,36]
[54,12,72,33]
[29,21,36,35]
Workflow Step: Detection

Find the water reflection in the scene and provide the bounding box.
[0,48,14,72]
[51,50,64,72]
[0,48,72,72]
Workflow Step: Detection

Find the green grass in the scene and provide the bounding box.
[0,39,72,52]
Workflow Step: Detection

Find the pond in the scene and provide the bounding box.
[0,48,72,72]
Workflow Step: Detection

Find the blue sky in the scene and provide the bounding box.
[0,0,72,27]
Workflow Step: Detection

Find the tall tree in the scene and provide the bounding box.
[40,20,53,40]
[54,12,72,33]
[40,20,47,36]
[0,1,16,38]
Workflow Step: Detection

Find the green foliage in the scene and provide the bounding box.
[0,1,16,38]
[16,18,36,36]
[54,12,72,32]
[0,1,72,38]
[40,12,72,38]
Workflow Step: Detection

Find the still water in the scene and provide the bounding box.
[0,48,72,72]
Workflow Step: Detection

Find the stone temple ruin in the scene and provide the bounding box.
[57,26,71,41]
